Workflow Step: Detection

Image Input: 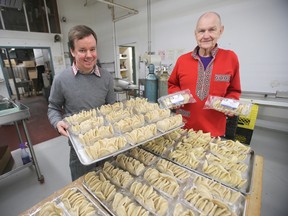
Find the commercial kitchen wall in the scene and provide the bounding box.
[1,0,287,115]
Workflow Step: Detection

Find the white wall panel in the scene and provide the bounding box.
[0,0,287,94]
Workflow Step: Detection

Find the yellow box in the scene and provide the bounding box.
[237,104,259,130]
[235,104,259,144]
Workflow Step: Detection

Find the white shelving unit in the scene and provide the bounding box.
[118,47,133,83]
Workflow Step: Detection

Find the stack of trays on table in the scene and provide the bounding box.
[40,96,254,216]
[30,187,109,216]
[65,97,184,165]
[28,125,254,215]
[82,146,247,216]
[142,128,255,194]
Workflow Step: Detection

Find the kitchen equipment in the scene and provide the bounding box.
[0,96,44,183]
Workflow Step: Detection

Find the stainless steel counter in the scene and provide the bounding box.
[241,91,288,108]
[0,97,44,183]
[0,100,29,124]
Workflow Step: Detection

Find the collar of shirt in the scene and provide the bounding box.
[192,44,219,59]
[72,62,101,77]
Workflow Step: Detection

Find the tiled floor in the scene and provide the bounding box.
[0,126,288,215]
[0,136,71,216]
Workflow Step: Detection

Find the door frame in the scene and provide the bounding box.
[0,46,54,100]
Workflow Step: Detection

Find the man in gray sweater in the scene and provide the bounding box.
[48,25,116,181]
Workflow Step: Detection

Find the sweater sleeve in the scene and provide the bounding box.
[105,71,116,105]
[47,75,65,129]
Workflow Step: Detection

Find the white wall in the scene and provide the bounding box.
[112,0,288,93]
[1,0,288,96]
[56,0,114,64]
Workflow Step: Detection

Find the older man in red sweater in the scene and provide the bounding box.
[168,12,241,137]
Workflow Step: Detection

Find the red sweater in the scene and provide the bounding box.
[168,46,241,137]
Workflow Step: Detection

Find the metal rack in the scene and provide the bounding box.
[0,99,44,183]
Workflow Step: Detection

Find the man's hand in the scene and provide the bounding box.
[56,120,69,137]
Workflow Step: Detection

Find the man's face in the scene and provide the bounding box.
[70,34,97,73]
[195,14,223,53]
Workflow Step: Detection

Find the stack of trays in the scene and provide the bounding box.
[65,98,184,165]
[142,128,255,194]
[82,148,246,216]
[30,187,109,216]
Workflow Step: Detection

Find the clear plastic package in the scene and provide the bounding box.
[204,95,252,116]
[158,89,196,109]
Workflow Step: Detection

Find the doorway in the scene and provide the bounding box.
[118,45,136,84]
[0,47,54,101]
[0,47,60,148]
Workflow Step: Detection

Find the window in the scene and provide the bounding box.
[1,7,27,31]
[26,0,48,32]
[46,0,60,33]
[0,0,60,33]
[0,10,3,29]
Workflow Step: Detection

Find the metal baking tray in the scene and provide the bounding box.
[68,122,184,165]
[82,181,116,216]
[30,187,109,216]
[184,149,255,195]
[82,169,152,216]
[141,132,255,195]
[82,154,247,216]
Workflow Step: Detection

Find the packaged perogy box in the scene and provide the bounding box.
[204,95,252,116]
[158,89,196,109]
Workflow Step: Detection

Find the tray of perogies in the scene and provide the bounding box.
[30,187,109,216]
[141,128,255,194]
[64,97,184,165]
[82,148,246,216]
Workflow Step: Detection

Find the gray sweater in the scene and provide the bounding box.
[48,66,116,128]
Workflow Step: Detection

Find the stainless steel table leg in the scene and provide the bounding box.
[14,121,24,144]
[21,119,45,183]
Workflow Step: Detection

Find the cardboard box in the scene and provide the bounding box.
[0,145,13,175]
[23,60,35,68]
[4,59,17,67]
[235,104,259,145]
[28,69,37,80]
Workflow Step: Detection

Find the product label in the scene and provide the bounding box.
[170,94,184,105]
[220,99,239,109]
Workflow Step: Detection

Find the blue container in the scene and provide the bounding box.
[145,64,158,103]
[20,142,31,165]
